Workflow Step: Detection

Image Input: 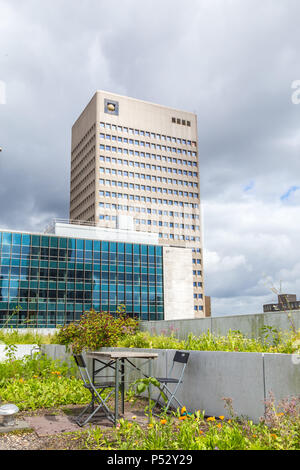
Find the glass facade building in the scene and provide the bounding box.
[0,230,164,328]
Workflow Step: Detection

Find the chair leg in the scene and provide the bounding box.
[76,388,115,427]
[153,383,185,416]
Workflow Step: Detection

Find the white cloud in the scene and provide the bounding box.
[1,0,300,316]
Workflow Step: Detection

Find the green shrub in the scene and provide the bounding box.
[54,306,139,353]
[0,353,91,410]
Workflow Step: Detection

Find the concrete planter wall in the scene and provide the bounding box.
[42,344,300,423]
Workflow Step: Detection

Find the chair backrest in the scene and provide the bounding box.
[73,354,92,386]
[166,351,189,381]
[173,351,189,364]
[74,354,87,369]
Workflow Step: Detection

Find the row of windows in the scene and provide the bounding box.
[0,233,163,255]
[99,165,198,182]
[99,143,197,160]
[0,308,163,327]
[158,233,200,241]
[98,203,200,220]
[100,154,198,171]
[99,189,199,200]
[133,219,200,231]
[99,135,197,158]
[171,117,191,127]
[1,286,163,300]
[99,178,198,189]
[1,264,162,277]
[99,122,196,146]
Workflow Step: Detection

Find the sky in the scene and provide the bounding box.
[0,0,300,317]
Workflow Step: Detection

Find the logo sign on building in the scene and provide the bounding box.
[104,98,119,115]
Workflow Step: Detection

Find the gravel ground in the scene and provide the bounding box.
[0,399,151,451]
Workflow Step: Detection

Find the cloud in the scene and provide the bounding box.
[1,0,300,316]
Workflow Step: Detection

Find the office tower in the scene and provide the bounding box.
[70,91,205,317]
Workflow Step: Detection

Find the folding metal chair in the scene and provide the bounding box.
[73,354,115,426]
[153,351,190,414]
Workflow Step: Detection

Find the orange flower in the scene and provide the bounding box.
[180,406,187,415]
[160,419,167,425]
[206,416,215,422]
[270,434,277,439]
[179,416,187,420]
[217,423,222,428]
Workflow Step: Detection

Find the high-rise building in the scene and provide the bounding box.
[70,91,206,317]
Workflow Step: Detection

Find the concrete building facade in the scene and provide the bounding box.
[70,91,206,316]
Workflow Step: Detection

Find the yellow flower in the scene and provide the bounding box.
[217,423,222,428]
[180,406,187,415]
[19,378,24,383]
[160,419,167,425]
[276,412,284,417]
[132,415,137,420]
[206,416,215,422]
[148,423,153,428]
[219,416,224,420]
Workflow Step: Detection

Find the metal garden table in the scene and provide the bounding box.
[86,350,158,425]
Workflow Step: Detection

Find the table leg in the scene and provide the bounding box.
[115,358,119,425]
[148,359,153,423]
[121,359,125,415]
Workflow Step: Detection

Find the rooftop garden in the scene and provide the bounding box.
[0,308,299,450]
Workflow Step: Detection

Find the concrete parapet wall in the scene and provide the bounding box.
[41,345,300,423]
[140,311,300,340]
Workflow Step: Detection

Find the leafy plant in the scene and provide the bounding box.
[54,305,139,353]
[128,376,168,422]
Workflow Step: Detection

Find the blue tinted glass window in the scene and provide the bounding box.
[77,239,84,250]
[12,233,21,245]
[2,233,12,245]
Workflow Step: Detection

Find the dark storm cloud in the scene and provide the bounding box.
[1,0,300,315]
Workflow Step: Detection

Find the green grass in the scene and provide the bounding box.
[0,353,91,410]
[117,328,300,354]
[0,329,54,345]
